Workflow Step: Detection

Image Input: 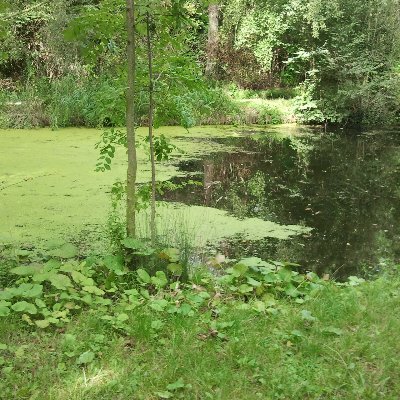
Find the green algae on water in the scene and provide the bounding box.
[0,126,310,249]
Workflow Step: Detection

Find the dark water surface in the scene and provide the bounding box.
[161,128,400,278]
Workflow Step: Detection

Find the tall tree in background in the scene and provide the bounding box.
[205,3,219,79]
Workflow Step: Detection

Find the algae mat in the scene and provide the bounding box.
[0,126,310,248]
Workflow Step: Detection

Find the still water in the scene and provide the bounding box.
[161,128,400,278]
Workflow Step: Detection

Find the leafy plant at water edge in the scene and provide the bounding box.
[0,244,339,332]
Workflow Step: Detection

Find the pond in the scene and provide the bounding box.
[160,127,400,278]
[1,126,399,278]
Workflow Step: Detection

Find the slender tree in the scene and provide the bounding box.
[126,0,138,238]
[146,10,157,246]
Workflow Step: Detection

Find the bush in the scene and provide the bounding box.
[226,83,297,101]
[157,86,242,127]
[0,77,242,129]
[258,105,284,125]
[0,85,49,129]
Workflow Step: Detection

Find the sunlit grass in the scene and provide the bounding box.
[1,272,399,399]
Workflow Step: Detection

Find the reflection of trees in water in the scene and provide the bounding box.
[162,133,400,277]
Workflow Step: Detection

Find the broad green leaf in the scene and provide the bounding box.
[247,277,262,287]
[159,248,180,263]
[50,243,78,259]
[82,286,105,296]
[149,299,169,312]
[278,268,293,282]
[151,319,164,331]
[252,300,266,312]
[12,283,43,298]
[185,294,205,306]
[15,250,31,257]
[81,294,93,304]
[44,259,62,270]
[285,284,300,298]
[239,284,253,294]
[9,265,40,276]
[166,378,186,391]
[232,263,248,277]
[178,303,193,316]
[154,391,173,399]
[238,257,270,268]
[35,299,46,308]
[76,351,95,365]
[0,306,10,317]
[49,274,73,290]
[167,263,183,275]
[59,263,76,273]
[151,271,168,288]
[116,313,129,322]
[71,271,94,286]
[121,237,144,249]
[32,272,56,283]
[0,343,7,350]
[300,309,317,322]
[137,269,151,284]
[124,289,139,296]
[11,301,37,315]
[103,255,126,275]
[35,320,50,329]
[0,290,13,301]
[322,326,343,336]
[263,273,278,283]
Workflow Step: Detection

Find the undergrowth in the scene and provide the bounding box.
[0,76,298,129]
[1,240,399,399]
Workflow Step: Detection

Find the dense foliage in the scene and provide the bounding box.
[218,0,400,125]
[1,0,400,126]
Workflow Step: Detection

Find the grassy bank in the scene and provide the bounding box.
[0,249,399,399]
[0,77,297,129]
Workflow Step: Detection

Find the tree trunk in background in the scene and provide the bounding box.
[146,12,157,246]
[204,161,214,206]
[205,3,219,79]
[126,0,138,238]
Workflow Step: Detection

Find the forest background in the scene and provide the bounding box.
[1,0,400,129]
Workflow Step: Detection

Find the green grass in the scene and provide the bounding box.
[234,98,296,124]
[1,272,399,399]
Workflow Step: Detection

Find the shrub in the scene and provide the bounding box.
[258,105,284,125]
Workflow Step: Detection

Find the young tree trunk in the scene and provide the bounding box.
[126,0,138,238]
[146,12,157,246]
[205,3,219,79]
